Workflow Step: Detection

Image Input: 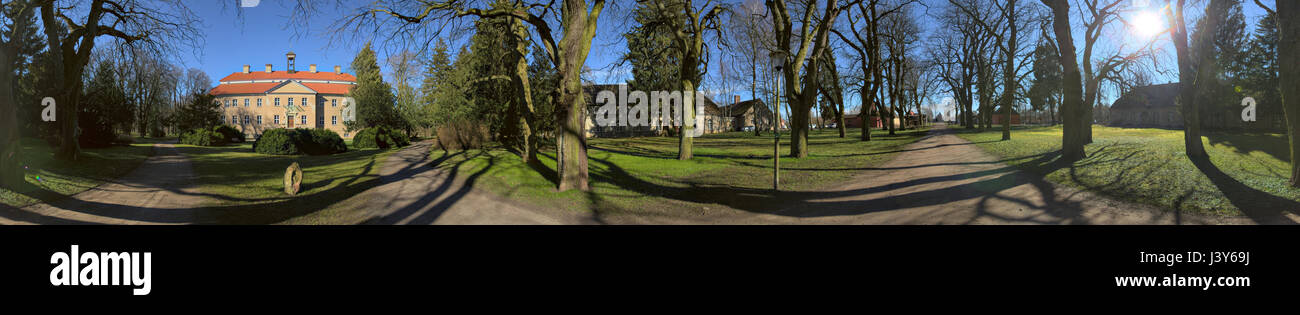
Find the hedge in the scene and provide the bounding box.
[180,128,226,146]
[213,125,246,143]
[352,126,410,149]
[253,128,348,155]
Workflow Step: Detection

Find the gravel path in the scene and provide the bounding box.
[0,125,1266,224]
[356,140,597,225]
[577,124,1256,224]
[0,142,208,225]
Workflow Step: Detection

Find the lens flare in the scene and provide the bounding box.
[1133,11,1164,38]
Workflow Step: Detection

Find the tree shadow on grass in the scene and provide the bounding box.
[1204,132,1291,163]
[1190,156,1300,224]
[581,146,1098,224]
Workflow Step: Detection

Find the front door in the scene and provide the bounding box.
[288,115,295,128]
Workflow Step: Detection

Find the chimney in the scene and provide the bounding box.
[309,64,317,73]
[265,64,273,73]
[242,65,250,74]
[734,95,740,104]
[334,65,342,74]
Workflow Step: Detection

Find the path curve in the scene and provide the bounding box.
[355,140,598,225]
[0,142,208,225]
[584,124,1257,224]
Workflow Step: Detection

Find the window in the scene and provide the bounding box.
[331,99,337,107]
[232,115,238,124]
[243,115,249,124]
[344,132,349,138]
[318,117,324,126]
[275,98,280,106]
[257,115,263,125]
[288,98,294,107]
[274,115,280,124]
[257,98,263,107]
[302,98,308,107]
[332,116,337,125]
[301,115,307,125]
[226,100,232,107]
[244,99,249,107]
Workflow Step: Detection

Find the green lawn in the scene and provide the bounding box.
[176,142,397,224]
[429,127,930,217]
[954,125,1300,217]
[0,138,159,207]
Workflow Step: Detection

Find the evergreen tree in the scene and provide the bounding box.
[78,60,130,147]
[465,4,521,143]
[623,3,687,93]
[1241,11,1280,125]
[527,45,558,135]
[346,42,400,131]
[173,93,221,132]
[1027,40,1062,125]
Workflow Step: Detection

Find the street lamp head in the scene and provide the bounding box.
[769,50,788,72]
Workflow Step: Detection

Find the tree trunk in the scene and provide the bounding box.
[861,86,872,141]
[0,48,21,189]
[837,97,846,138]
[1172,0,1219,159]
[753,54,761,136]
[1044,0,1085,161]
[510,19,538,164]
[678,78,695,160]
[1001,0,1017,141]
[554,0,602,192]
[1279,2,1300,186]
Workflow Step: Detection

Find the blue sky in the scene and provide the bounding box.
[180,0,632,85]
[174,0,1274,117]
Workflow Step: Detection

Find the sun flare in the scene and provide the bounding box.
[1133,11,1164,38]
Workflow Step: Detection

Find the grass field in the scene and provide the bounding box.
[955,125,1300,218]
[428,127,931,217]
[176,142,397,223]
[0,138,159,208]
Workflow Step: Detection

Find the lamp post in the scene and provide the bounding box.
[769,49,788,192]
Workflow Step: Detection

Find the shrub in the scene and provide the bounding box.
[298,128,347,155]
[180,128,223,146]
[253,128,299,155]
[212,125,246,143]
[353,126,411,149]
[435,121,489,151]
[253,128,348,155]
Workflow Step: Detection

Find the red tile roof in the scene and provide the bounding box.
[218,70,356,82]
[209,82,355,96]
[209,82,280,96]
[301,83,353,95]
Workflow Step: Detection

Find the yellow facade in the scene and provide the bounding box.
[215,82,355,139]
